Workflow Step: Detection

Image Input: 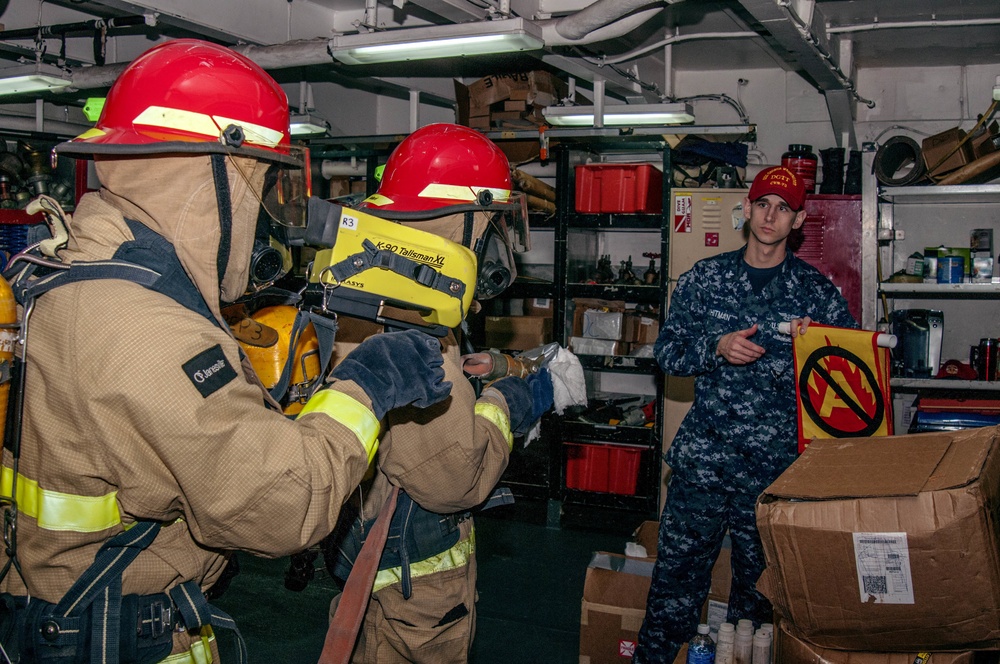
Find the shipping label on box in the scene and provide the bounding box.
[756,427,1000,651]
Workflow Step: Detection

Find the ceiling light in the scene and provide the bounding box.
[290,112,331,137]
[542,102,696,127]
[0,62,73,97]
[330,18,544,65]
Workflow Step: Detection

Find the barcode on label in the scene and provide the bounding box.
[863,575,888,594]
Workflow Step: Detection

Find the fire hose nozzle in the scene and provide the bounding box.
[461,350,542,382]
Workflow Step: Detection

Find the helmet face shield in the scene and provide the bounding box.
[230,145,312,228]
[506,191,530,253]
[260,145,312,228]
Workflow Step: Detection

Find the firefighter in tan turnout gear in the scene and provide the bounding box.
[319,123,553,663]
[0,39,452,663]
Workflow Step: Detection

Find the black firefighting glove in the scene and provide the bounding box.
[330,329,452,420]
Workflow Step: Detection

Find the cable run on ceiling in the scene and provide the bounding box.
[776,0,875,109]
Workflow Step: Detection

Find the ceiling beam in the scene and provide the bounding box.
[732,0,857,147]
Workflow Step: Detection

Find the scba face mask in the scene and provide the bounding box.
[474,212,521,300]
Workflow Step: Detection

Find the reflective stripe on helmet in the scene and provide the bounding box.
[475,401,513,451]
[132,106,285,148]
[297,389,380,463]
[1,465,121,533]
[417,183,510,203]
[372,527,475,594]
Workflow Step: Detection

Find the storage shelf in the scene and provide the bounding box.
[560,420,657,446]
[505,279,555,299]
[567,283,662,303]
[565,212,664,229]
[891,378,1000,391]
[576,354,659,373]
[878,184,1000,205]
[879,282,1000,297]
[561,488,658,515]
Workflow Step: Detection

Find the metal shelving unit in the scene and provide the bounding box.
[875,182,1000,428]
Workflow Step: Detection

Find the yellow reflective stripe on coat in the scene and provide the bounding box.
[0,466,120,533]
[475,402,513,451]
[297,390,380,464]
[159,626,215,664]
[372,529,475,594]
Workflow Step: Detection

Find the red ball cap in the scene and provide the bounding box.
[748,166,806,211]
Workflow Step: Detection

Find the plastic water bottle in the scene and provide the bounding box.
[751,628,772,664]
[758,624,774,664]
[733,620,753,664]
[686,623,716,664]
[715,622,735,664]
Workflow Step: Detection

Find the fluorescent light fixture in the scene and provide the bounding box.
[330,18,543,65]
[543,102,696,127]
[290,112,330,136]
[0,62,73,97]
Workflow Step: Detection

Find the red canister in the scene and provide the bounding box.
[781,144,818,195]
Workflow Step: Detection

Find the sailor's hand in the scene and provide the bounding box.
[717,324,765,365]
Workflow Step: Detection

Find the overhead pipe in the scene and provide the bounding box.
[827,17,1000,34]
[0,114,89,136]
[0,15,150,41]
[33,4,673,92]
[549,0,667,41]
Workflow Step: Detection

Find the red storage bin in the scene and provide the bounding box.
[565,442,642,496]
[574,163,663,214]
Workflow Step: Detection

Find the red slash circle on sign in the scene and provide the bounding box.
[797,346,885,438]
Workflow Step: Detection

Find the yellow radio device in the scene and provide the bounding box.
[301,197,477,336]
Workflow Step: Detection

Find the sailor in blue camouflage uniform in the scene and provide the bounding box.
[634,166,857,663]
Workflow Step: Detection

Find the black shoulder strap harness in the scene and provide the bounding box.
[3,220,247,664]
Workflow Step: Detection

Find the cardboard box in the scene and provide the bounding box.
[572,299,626,338]
[622,312,660,345]
[454,71,567,130]
[972,120,1000,160]
[579,522,732,664]
[756,427,1000,651]
[580,552,653,663]
[775,621,976,663]
[921,127,974,177]
[484,315,551,351]
[523,297,553,316]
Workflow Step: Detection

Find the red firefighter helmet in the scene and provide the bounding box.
[359,124,529,299]
[57,39,299,166]
[362,123,517,214]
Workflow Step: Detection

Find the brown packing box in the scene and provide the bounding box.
[756,427,1000,651]
[622,312,660,345]
[776,621,976,663]
[454,71,568,130]
[523,297,553,316]
[972,120,1000,159]
[580,522,731,664]
[921,127,974,177]
[580,552,653,663]
[483,315,552,351]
